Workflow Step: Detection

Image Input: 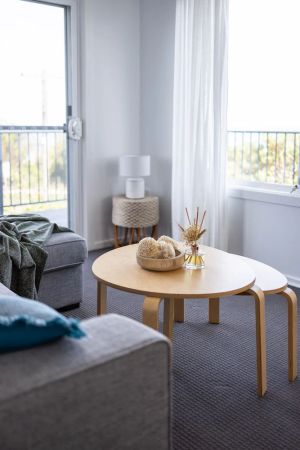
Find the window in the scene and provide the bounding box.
[228,0,300,189]
[0,0,70,226]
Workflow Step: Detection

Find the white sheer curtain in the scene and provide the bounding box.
[172,0,228,249]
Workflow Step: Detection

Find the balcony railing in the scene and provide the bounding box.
[228,130,300,186]
[0,126,68,215]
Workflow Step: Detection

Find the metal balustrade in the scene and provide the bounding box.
[1,127,299,215]
[0,126,68,215]
[228,131,300,186]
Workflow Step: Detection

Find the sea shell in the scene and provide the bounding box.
[158,241,175,259]
[137,236,176,259]
[137,237,162,258]
[158,235,180,252]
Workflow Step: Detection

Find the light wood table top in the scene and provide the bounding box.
[231,255,288,295]
[92,244,256,299]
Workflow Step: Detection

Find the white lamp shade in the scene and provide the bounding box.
[119,155,150,177]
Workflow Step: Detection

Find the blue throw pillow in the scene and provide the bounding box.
[0,295,86,352]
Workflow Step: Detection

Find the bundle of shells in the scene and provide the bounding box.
[137,235,180,260]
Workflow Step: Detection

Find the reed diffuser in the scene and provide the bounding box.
[179,208,206,270]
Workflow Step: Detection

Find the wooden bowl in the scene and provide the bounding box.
[136,250,185,272]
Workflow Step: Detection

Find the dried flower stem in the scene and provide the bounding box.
[179,208,207,247]
[185,207,191,225]
[199,210,206,231]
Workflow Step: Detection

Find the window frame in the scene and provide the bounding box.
[228,179,300,207]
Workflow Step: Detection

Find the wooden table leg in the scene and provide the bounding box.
[247,286,267,397]
[174,298,185,322]
[123,227,128,246]
[129,227,135,244]
[97,282,107,315]
[151,224,158,239]
[114,225,119,248]
[136,227,141,242]
[143,296,174,340]
[281,287,298,381]
[209,298,220,324]
[163,298,174,339]
[143,297,161,330]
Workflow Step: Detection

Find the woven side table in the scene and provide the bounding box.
[112,196,159,247]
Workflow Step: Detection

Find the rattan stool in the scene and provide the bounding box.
[112,195,159,247]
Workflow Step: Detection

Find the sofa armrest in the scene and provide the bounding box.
[0,314,170,450]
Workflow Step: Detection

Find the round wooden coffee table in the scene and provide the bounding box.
[92,244,269,396]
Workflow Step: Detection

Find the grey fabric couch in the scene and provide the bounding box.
[38,232,88,309]
[0,290,170,449]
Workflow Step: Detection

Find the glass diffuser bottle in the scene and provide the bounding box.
[184,244,205,270]
[179,208,206,270]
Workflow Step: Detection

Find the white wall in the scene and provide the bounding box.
[228,191,300,287]
[140,0,176,236]
[80,0,175,249]
[80,0,140,249]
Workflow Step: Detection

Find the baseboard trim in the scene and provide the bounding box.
[89,239,114,251]
[286,275,300,289]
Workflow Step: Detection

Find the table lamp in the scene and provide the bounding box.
[119,155,150,199]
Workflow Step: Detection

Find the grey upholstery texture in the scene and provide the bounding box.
[38,264,83,309]
[0,314,170,450]
[38,232,87,309]
[43,232,87,272]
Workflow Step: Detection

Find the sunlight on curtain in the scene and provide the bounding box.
[172,0,228,249]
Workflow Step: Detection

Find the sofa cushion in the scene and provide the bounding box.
[0,295,85,352]
[43,232,87,272]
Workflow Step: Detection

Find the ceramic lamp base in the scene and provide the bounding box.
[125,178,145,199]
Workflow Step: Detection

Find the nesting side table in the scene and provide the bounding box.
[112,195,159,248]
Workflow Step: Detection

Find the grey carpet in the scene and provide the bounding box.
[66,249,300,450]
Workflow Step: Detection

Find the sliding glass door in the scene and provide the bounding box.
[0,0,72,227]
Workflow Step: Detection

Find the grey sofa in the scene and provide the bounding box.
[0,285,170,450]
[38,232,88,309]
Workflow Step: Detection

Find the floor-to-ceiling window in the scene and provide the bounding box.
[228,0,300,192]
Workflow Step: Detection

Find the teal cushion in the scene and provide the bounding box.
[0,295,85,352]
